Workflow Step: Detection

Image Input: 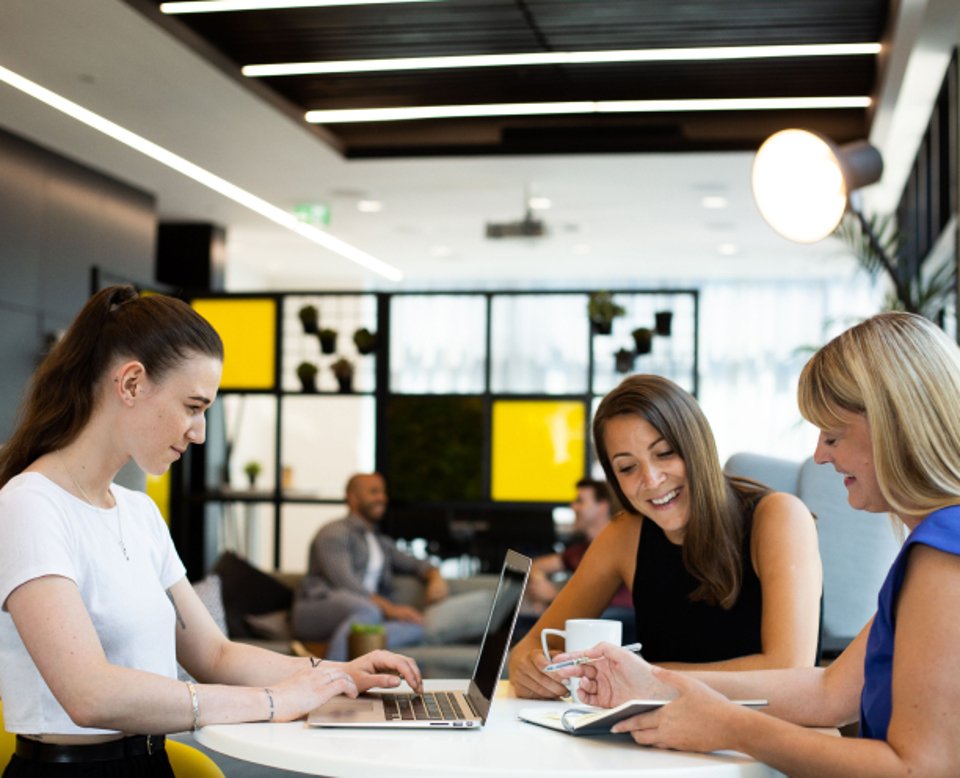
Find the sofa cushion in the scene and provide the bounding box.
[723,452,800,495]
[797,458,901,652]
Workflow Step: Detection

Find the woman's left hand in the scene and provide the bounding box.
[337,650,423,694]
[611,667,746,753]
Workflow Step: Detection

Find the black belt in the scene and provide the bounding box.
[15,734,166,764]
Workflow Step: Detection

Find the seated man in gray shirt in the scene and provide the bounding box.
[293,472,485,660]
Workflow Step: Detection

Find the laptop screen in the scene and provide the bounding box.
[466,549,531,720]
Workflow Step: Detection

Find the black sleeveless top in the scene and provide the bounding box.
[632,509,762,663]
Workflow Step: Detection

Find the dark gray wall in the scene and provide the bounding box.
[0,126,156,439]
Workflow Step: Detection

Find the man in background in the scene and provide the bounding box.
[293,472,487,660]
[516,479,633,638]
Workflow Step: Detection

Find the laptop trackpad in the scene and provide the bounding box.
[311,697,381,723]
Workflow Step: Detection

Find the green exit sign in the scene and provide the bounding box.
[293,203,331,227]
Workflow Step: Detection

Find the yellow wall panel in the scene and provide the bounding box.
[492,400,585,502]
[192,298,275,390]
[147,471,171,525]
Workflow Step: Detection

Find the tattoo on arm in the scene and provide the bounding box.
[166,588,186,630]
[310,657,323,668]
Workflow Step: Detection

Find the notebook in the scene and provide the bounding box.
[307,548,531,729]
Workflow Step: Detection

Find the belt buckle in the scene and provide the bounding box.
[146,735,155,756]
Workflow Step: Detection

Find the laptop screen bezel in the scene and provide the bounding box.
[463,549,531,722]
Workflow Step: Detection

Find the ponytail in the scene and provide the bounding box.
[0,285,222,486]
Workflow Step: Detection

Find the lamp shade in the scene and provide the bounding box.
[751,129,883,244]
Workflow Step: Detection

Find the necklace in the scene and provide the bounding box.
[59,453,130,561]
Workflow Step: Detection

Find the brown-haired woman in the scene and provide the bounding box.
[0,286,421,778]
[509,374,821,698]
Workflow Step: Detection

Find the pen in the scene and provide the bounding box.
[544,642,643,672]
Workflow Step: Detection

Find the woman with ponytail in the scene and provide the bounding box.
[0,286,421,778]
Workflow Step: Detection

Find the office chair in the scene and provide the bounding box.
[1,698,223,777]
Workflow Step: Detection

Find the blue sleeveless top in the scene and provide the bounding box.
[860,505,960,739]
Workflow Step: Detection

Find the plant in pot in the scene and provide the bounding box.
[296,361,319,393]
[297,304,319,335]
[654,310,674,337]
[631,327,654,355]
[587,291,626,335]
[614,347,636,374]
[330,357,355,393]
[318,327,338,355]
[243,460,262,489]
[347,623,386,659]
[352,327,378,355]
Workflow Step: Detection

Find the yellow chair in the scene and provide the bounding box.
[1,699,222,777]
[0,700,14,769]
[167,739,225,778]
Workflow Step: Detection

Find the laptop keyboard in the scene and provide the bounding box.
[382,692,467,721]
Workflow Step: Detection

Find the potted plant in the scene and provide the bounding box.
[631,326,654,355]
[297,304,319,335]
[296,361,318,393]
[352,327,378,355]
[614,347,636,374]
[347,623,386,659]
[587,291,626,335]
[243,460,262,489]
[654,310,674,337]
[330,357,355,393]
[318,327,338,355]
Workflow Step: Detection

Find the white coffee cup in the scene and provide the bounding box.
[540,618,622,702]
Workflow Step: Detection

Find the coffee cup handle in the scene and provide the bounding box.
[540,628,565,664]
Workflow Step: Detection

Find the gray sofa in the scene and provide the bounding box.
[724,452,902,656]
[196,553,500,679]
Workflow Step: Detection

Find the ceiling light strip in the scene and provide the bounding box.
[161,0,438,12]
[245,43,881,77]
[306,96,872,124]
[0,64,402,281]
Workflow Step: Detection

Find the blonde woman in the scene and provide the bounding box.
[562,312,960,776]
[509,374,821,698]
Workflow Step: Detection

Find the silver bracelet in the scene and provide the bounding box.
[185,681,200,731]
[264,687,276,723]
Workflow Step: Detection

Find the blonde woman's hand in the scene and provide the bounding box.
[555,642,675,708]
[611,667,747,753]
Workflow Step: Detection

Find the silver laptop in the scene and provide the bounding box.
[307,549,531,729]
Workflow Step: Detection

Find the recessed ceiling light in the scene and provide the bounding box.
[430,245,453,258]
[572,244,592,255]
[357,199,383,213]
[245,43,881,77]
[0,63,402,281]
[161,0,438,14]
[701,196,728,209]
[306,96,871,124]
[717,243,740,256]
[528,196,552,211]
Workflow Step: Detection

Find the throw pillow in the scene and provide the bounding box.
[213,552,293,638]
[192,573,228,635]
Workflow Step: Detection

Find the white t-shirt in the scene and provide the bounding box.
[0,472,186,735]
[362,530,385,593]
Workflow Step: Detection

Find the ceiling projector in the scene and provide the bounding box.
[485,211,546,239]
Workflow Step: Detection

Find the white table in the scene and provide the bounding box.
[196,681,784,777]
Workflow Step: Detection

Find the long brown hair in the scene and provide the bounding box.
[0,285,223,487]
[593,374,768,608]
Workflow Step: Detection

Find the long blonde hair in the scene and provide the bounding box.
[798,311,960,517]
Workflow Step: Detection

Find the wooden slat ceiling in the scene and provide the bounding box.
[133,0,890,158]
